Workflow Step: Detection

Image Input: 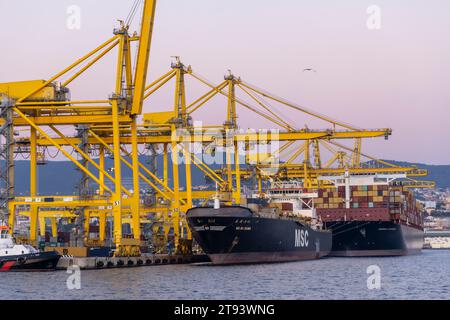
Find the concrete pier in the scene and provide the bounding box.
[56,254,200,270]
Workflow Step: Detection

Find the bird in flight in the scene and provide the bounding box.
[303,68,317,73]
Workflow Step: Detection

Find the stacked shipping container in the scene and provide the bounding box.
[314,185,424,228]
[314,185,390,209]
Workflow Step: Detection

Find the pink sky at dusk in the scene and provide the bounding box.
[1,0,449,164]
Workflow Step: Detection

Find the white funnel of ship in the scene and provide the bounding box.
[214,182,220,209]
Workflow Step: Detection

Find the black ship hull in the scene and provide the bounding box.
[0,251,61,272]
[325,221,424,257]
[187,206,332,265]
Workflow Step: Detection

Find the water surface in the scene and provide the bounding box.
[1,250,449,300]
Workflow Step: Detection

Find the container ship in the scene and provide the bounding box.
[187,182,332,265]
[315,173,424,257]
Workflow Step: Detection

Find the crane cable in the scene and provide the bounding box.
[190,71,293,130]
[245,87,298,130]
[130,0,145,85]
[46,147,61,159]
[125,0,142,27]
[138,145,148,156]
[240,80,362,131]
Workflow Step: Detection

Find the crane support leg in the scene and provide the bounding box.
[111,100,123,252]
[171,137,180,251]
[131,118,141,241]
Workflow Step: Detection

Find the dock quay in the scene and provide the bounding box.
[57,254,210,270]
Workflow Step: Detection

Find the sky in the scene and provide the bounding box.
[0,0,449,165]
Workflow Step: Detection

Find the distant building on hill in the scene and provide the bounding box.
[424,201,437,214]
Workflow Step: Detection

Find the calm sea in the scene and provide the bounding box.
[1,250,449,300]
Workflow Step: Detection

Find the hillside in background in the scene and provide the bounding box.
[10,155,216,196]
[381,160,450,189]
[6,158,450,195]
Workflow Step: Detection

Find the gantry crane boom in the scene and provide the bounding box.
[131,0,157,115]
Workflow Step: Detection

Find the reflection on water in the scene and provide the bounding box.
[1,250,449,300]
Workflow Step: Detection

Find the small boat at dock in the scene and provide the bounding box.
[0,224,60,272]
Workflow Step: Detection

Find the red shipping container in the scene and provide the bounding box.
[89,226,100,233]
[317,208,391,222]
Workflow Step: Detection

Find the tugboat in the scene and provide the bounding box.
[0,224,61,271]
[187,181,332,265]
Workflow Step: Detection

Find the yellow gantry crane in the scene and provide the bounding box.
[0,0,434,257]
[0,0,158,256]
